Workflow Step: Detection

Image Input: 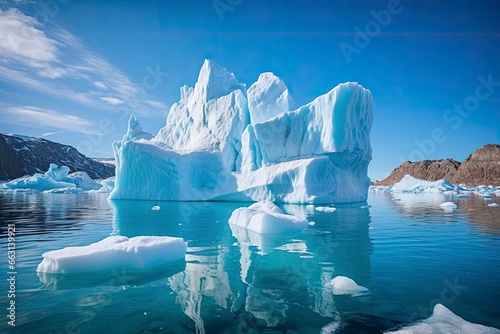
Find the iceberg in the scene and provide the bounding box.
[36,235,187,274]
[2,163,102,192]
[392,174,456,194]
[110,60,373,204]
[315,206,337,213]
[439,202,458,211]
[228,201,308,234]
[385,304,500,334]
[330,276,369,296]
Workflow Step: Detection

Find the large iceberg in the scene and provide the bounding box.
[110,60,373,204]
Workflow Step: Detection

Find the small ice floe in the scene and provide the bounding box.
[151,205,160,211]
[330,276,369,296]
[315,206,337,213]
[228,201,308,234]
[439,202,457,211]
[384,304,500,333]
[36,236,187,274]
[308,221,316,226]
[488,203,499,207]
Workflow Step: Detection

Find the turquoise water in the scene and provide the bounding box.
[0,191,499,333]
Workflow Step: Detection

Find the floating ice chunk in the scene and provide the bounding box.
[330,276,369,296]
[439,202,458,211]
[488,203,499,207]
[44,187,83,194]
[152,206,161,211]
[3,163,102,191]
[316,206,337,213]
[36,236,187,274]
[393,175,456,194]
[98,177,115,192]
[385,304,500,334]
[228,201,308,234]
[67,171,102,191]
[308,221,316,226]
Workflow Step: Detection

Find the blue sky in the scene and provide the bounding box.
[0,0,499,179]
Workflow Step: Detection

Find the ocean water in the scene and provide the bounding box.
[0,191,499,334]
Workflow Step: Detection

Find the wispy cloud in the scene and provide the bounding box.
[93,81,107,90]
[0,8,167,118]
[1,105,96,134]
[101,96,124,106]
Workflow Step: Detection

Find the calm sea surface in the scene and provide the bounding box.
[0,191,499,333]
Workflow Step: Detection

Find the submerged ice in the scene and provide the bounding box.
[111,59,374,204]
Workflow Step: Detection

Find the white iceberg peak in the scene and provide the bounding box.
[123,115,153,142]
[247,72,294,124]
[195,59,245,102]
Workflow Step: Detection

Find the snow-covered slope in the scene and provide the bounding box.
[0,133,114,180]
[110,60,373,204]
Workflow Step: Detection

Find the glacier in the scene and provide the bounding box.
[110,59,374,204]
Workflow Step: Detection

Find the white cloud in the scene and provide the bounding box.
[0,8,58,62]
[0,8,167,118]
[38,66,67,79]
[2,106,96,134]
[93,81,107,90]
[145,99,167,110]
[100,96,124,105]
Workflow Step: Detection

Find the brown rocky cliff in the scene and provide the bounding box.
[452,144,500,186]
[375,144,500,187]
[375,158,461,186]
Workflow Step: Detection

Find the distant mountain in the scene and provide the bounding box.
[0,133,114,180]
[376,144,500,187]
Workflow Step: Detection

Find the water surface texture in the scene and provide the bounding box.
[1,191,499,333]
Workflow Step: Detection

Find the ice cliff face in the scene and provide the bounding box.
[110,60,373,204]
